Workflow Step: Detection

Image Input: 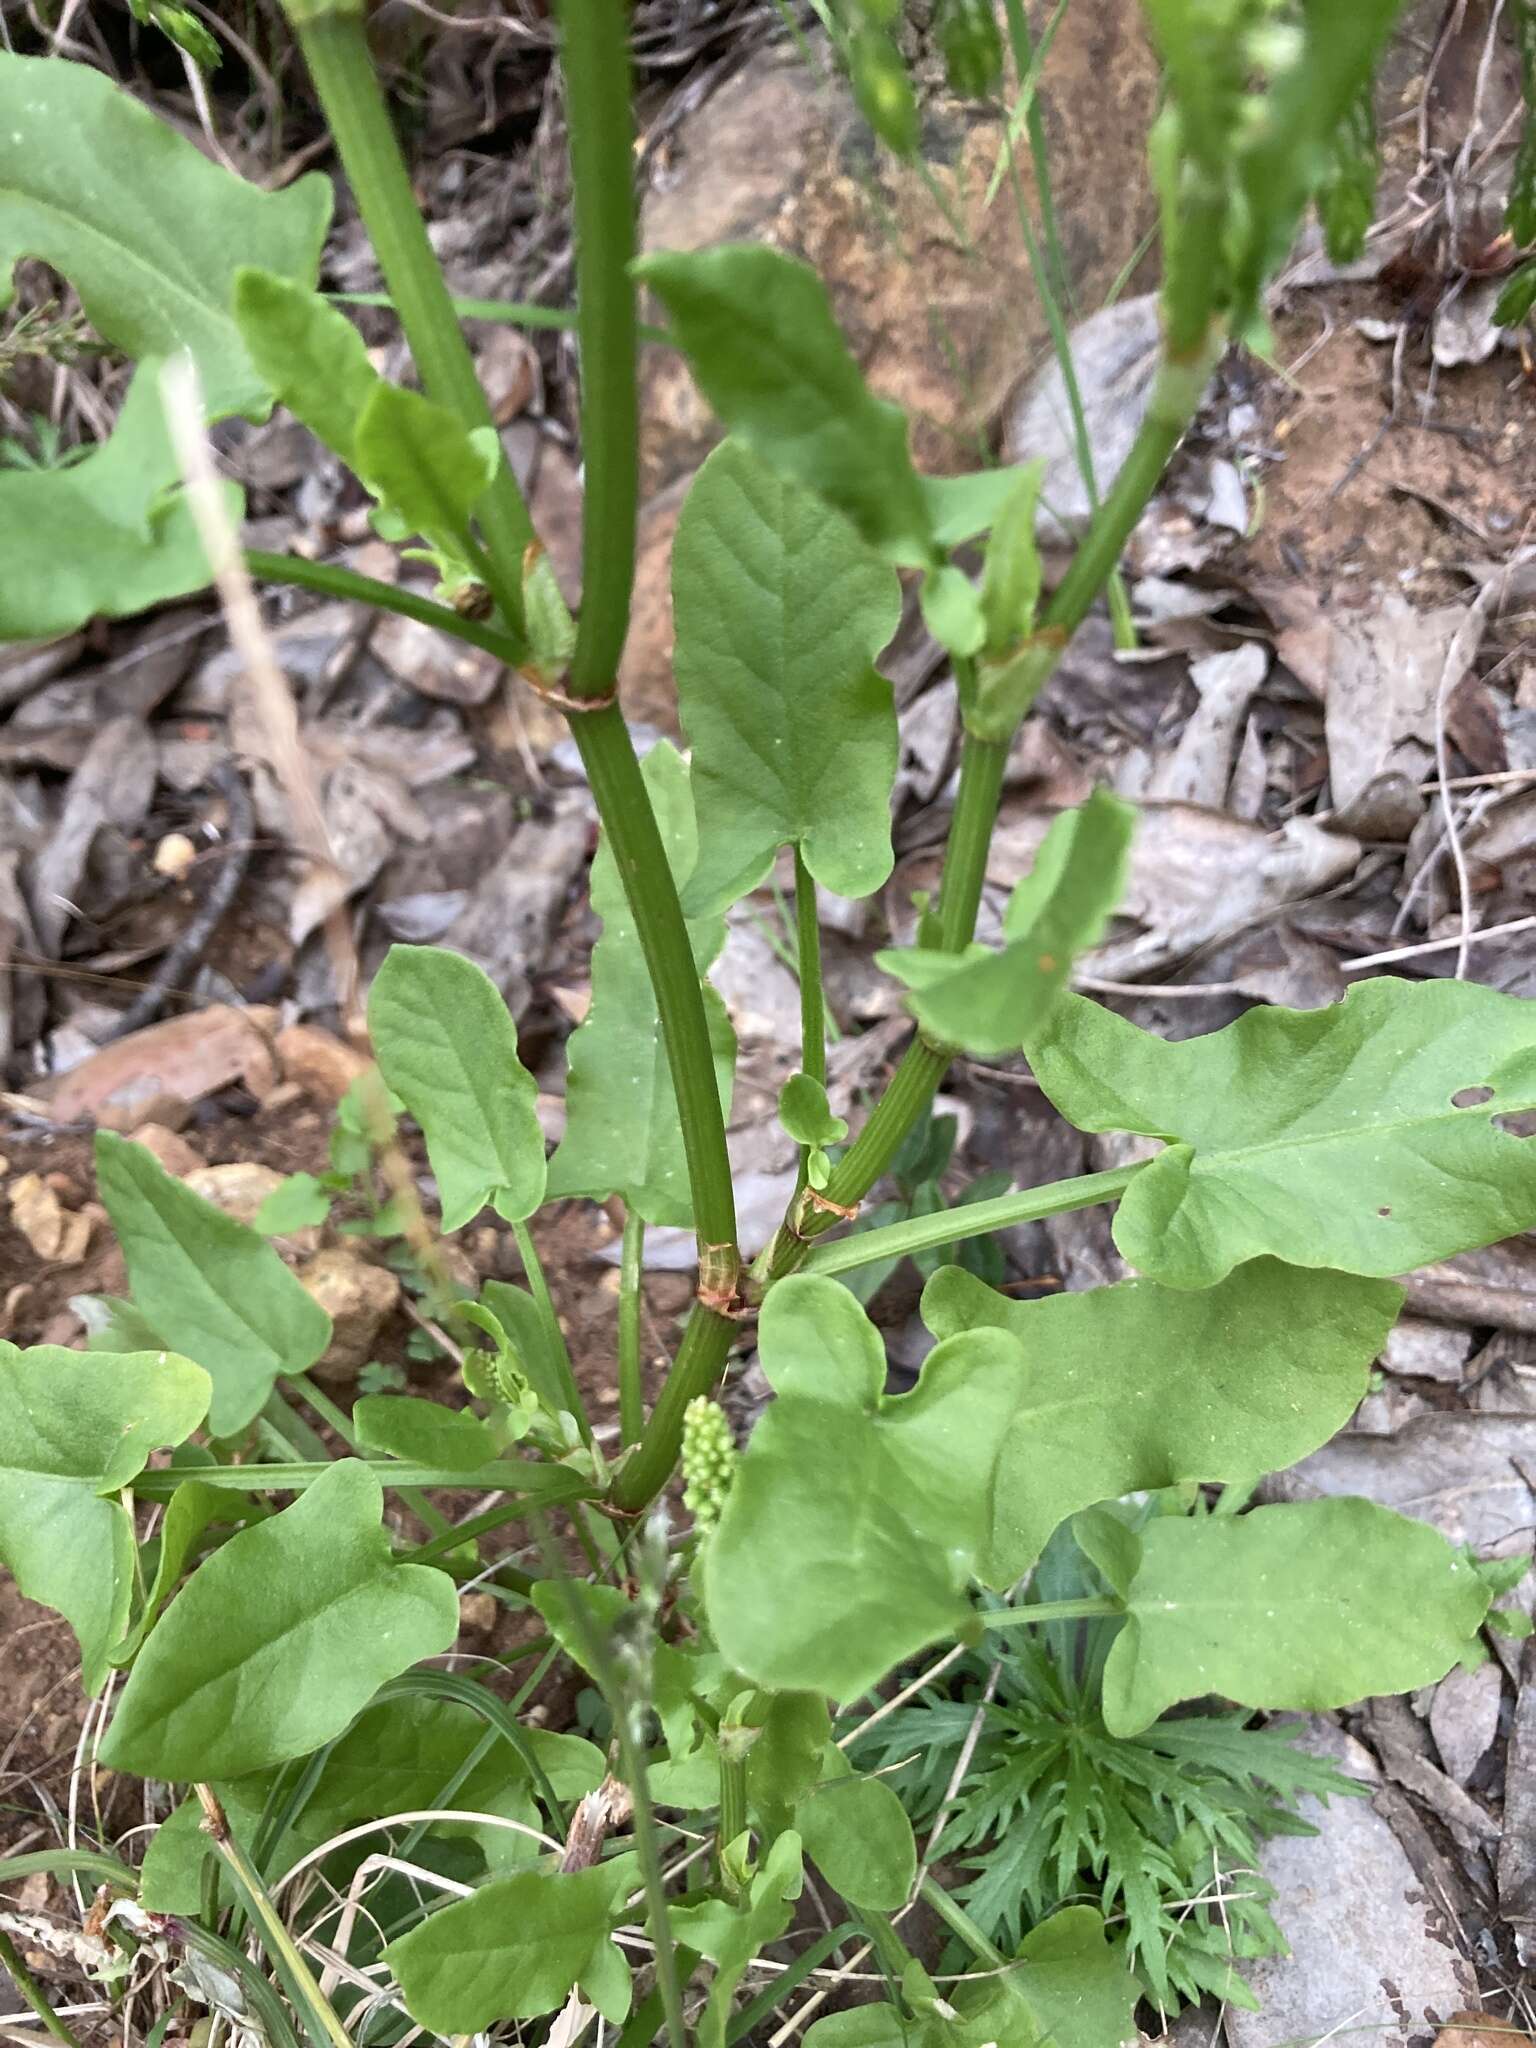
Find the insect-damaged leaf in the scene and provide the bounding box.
[100,1460,458,1780]
[548,742,735,1225]
[1030,976,1536,1289]
[95,1131,330,1437]
[369,944,546,1229]
[1085,1498,1492,1737]
[0,1344,208,1692]
[674,440,902,916]
[876,793,1134,1057]
[707,1265,1398,1699]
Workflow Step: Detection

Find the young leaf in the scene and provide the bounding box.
[636,244,936,566]
[673,440,902,914]
[254,1172,331,1235]
[0,53,329,420]
[99,1459,458,1780]
[779,1074,848,1149]
[1030,977,1536,1289]
[109,1477,233,1667]
[386,1856,639,2031]
[0,365,236,642]
[369,945,547,1229]
[353,1395,499,1471]
[709,1261,1398,1699]
[921,466,1045,548]
[918,1258,1402,1579]
[232,269,380,471]
[669,1831,804,2048]
[919,564,987,661]
[797,1773,915,1912]
[352,382,499,577]
[96,1130,331,1437]
[549,742,736,1225]
[876,792,1135,1056]
[979,461,1046,655]
[1097,1498,1492,1738]
[0,1344,209,1692]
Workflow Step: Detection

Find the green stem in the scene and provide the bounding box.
[919,1875,1008,1969]
[132,1460,589,1497]
[794,849,827,1089]
[558,0,640,697]
[618,1207,646,1447]
[0,1930,80,2048]
[802,1166,1138,1279]
[244,550,522,663]
[197,1789,354,2048]
[512,1218,590,1446]
[289,1372,450,1538]
[574,709,738,1258]
[281,1,533,636]
[756,732,1009,1288]
[979,1596,1121,1628]
[717,1748,749,1889]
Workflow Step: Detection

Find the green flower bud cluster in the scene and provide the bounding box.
[682,1397,738,1534]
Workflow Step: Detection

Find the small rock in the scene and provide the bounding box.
[274,1023,370,1104]
[297,1249,399,1385]
[1229,1723,1473,2045]
[153,832,198,881]
[1429,1662,1504,1785]
[459,1592,499,1636]
[128,1123,202,1176]
[181,1162,289,1228]
[7,1173,92,1265]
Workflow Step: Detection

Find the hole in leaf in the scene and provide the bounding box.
[1378,1206,1392,1218]
[1495,1110,1536,1140]
[1452,1085,1494,1108]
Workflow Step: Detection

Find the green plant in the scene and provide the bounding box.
[2,5,1531,2045]
[849,1510,1367,2012]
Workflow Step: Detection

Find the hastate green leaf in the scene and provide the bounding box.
[797,1773,915,1912]
[353,1394,498,1471]
[877,794,1135,1056]
[232,269,379,472]
[1099,1498,1492,1737]
[96,1130,331,1437]
[1031,976,1536,1289]
[805,1908,1136,2048]
[99,1459,458,1780]
[674,440,902,915]
[548,742,736,1226]
[637,244,935,567]
[0,1344,208,1693]
[919,1258,1402,1578]
[709,1259,1398,1700]
[369,944,546,1230]
[707,1278,982,1698]
[0,365,233,642]
[387,1856,638,2031]
[0,53,329,418]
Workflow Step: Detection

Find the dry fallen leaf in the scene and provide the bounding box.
[42,1005,279,1126]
